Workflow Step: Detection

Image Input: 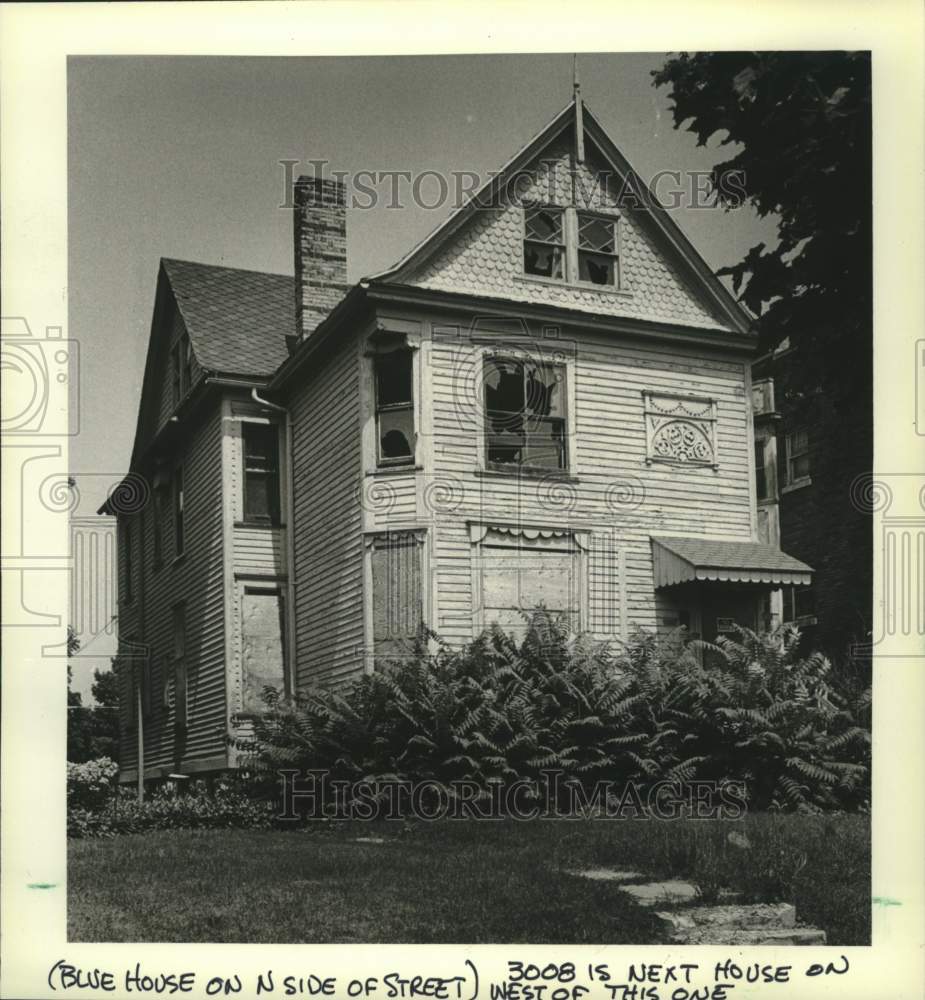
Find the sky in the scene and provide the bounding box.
[66,52,779,698]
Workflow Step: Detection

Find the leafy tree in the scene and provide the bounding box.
[652,51,872,399]
[91,668,119,707]
[67,635,120,764]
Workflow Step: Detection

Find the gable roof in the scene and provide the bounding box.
[366,98,754,337]
[161,257,294,378]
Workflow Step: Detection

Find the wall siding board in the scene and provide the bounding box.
[288,337,365,689]
[117,402,227,778]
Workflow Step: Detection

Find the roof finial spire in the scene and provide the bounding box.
[573,53,585,163]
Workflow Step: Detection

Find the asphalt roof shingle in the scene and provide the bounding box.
[652,536,813,573]
[161,257,295,378]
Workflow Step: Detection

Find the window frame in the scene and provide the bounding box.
[241,421,282,526]
[521,204,622,290]
[482,354,569,474]
[373,349,415,468]
[782,585,816,626]
[576,210,620,288]
[522,205,566,282]
[784,428,811,488]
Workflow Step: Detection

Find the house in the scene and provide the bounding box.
[101,93,813,786]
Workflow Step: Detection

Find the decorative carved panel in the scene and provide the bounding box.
[643,391,718,469]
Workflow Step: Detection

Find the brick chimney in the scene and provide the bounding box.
[293,175,348,344]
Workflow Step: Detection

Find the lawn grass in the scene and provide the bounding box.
[68,814,869,945]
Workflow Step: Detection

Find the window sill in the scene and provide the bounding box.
[514,273,633,298]
[781,477,812,495]
[476,466,579,484]
[366,464,422,477]
[234,521,285,530]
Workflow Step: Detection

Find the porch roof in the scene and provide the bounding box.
[651,536,813,588]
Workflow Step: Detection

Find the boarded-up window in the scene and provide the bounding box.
[474,528,581,634]
[241,588,286,712]
[370,531,424,653]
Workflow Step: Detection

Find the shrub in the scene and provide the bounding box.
[67,779,277,839]
[239,613,871,816]
[67,757,119,811]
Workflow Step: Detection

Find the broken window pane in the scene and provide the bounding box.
[524,243,564,279]
[577,213,618,286]
[375,350,414,465]
[379,407,414,461]
[484,358,567,470]
[524,206,565,280]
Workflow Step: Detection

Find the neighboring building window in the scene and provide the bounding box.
[754,439,769,501]
[783,585,816,624]
[484,357,567,471]
[242,422,282,524]
[172,604,187,730]
[785,428,811,485]
[173,467,184,557]
[523,206,565,280]
[577,212,619,286]
[122,519,134,604]
[374,350,415,466]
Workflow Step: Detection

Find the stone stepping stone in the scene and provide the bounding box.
[653,902,796,942]
[619,880,742,907]
[564,869,646,883]
[679,925,827,946]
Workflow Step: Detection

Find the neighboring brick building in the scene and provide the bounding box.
[752,342,873,661]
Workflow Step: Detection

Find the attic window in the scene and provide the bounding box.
[375,350,414,466]
[577,213,619,286]
[523,207,565,280]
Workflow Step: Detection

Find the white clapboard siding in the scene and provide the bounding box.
[117,403,228,777]
[288,338,365,689]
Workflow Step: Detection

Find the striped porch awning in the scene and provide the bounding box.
[651,536,813,588]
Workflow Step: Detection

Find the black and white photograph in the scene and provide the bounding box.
[1,3,923,997]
